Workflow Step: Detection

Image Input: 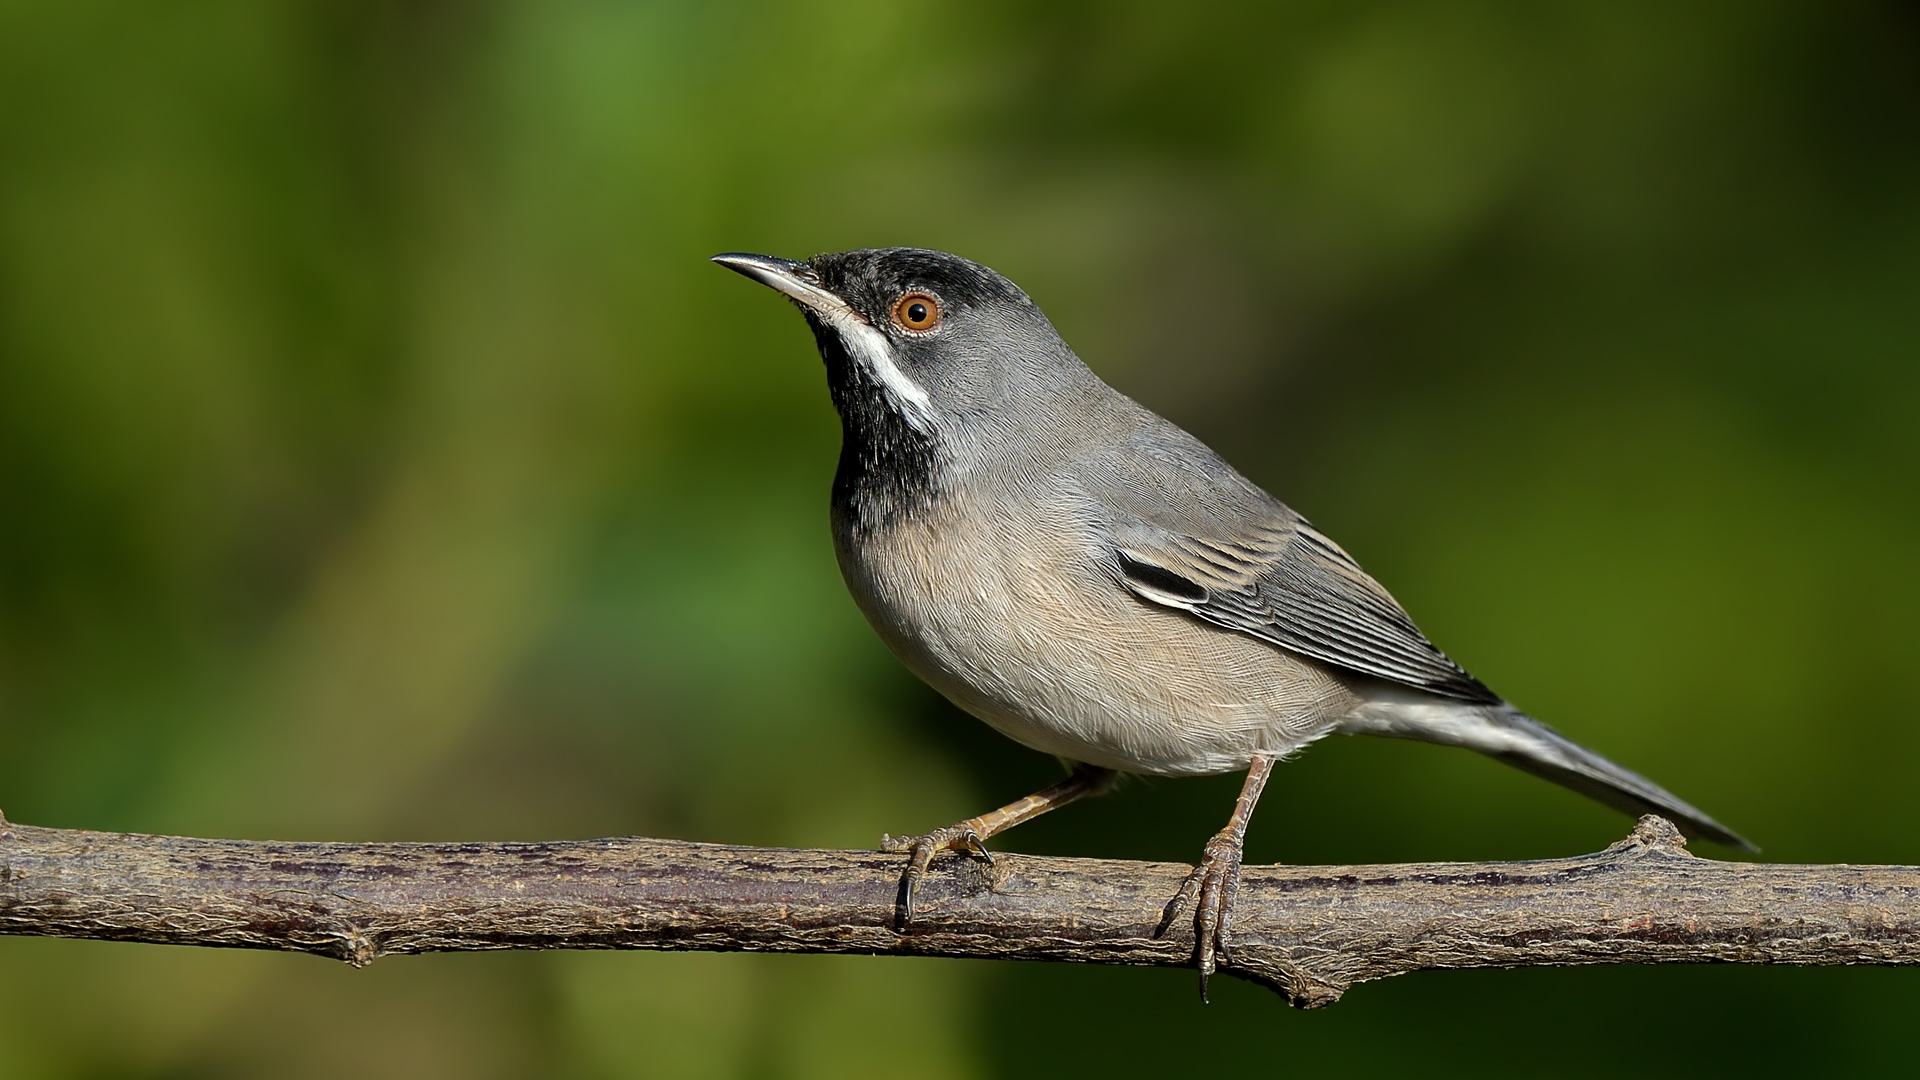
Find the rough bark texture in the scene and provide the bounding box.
[2,809,1915,1007]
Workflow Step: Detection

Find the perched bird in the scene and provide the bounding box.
[712,247,1751,997]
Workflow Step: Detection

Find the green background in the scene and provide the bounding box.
[3,1,1918,1076]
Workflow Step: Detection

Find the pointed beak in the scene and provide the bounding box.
[710,252,858,320]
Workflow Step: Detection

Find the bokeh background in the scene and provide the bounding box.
[3,1,1918,1076]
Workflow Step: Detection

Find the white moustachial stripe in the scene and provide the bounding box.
[829,309,934,431]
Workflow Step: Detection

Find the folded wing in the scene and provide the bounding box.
[1081,431,1502,705]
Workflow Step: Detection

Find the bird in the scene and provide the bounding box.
[711,246,1752,998]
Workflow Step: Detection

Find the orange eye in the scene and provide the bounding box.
[892,291,942,332]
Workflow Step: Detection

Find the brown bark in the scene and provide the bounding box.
[2,809,1915,1008]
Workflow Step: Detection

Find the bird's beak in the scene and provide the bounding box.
[710,252,858,321]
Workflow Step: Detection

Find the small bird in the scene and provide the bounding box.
[712,247,1751,997]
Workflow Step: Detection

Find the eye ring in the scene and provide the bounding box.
[891,291,942,333]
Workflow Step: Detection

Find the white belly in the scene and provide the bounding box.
[834,491,1361,776]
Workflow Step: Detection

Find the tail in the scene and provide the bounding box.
[1341,698,1756,851]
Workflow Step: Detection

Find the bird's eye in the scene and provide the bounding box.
[892,292,942,332]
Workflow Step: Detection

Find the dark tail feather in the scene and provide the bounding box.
[1347,702,1756,851]
[1487,708,1755,851]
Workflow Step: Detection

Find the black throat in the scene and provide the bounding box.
[808,317,946,535]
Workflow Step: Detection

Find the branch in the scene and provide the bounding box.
[2,809,1915,1007]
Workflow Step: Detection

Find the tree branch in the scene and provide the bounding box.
[2,809,1915,1007]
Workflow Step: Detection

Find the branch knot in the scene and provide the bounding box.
[1608,815,1696,859]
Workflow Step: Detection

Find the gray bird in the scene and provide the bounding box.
[712,246,1751,997]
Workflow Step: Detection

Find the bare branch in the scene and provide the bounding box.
[2,809,1915,1007]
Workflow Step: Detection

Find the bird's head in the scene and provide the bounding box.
[712,247,1080,438]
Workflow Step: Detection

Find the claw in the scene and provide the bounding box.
[885,824,995,928]
[903,839,939,922]
[1162,829,1246,1003]
[1155,866,1203,938]
[962,830,994,866]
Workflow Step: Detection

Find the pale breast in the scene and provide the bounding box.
[834,487,1362,776]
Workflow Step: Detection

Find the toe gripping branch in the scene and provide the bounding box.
[883,765,1118,928]
[1156,754,1276,1002]
[882,825,994,924]
[885,757,1278,1001]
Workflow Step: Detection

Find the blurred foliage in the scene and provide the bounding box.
[2,0,1918,1076]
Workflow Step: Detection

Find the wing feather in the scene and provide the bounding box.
[1082,436,1501,705]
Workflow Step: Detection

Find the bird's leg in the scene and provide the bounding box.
[883,764,1117,925]
[1160,754,1275,1002]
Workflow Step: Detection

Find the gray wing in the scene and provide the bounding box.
[1075,429,1502,706]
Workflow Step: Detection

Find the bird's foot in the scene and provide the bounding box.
[881,824,994,925]
[1159,827,1247,1002]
